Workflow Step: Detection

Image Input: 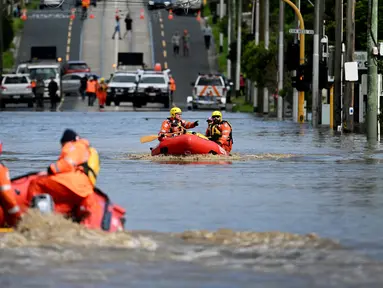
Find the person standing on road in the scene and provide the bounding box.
[169,75,176,104]
[86,77,97,106]
[48,77,59,110]
[171,31,180,56]
[96,78,108,109]
[202,22,212,50]
[123,13,133,40]
[182,30,190,57]
[35,76,45,110]
[112,15,122,40]
[80,75,88,101]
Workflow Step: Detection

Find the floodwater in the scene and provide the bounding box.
[1,111,383,287]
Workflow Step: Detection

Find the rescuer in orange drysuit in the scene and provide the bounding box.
[0,141,23,227]
[158,107,199,141]
[27,129,98,222]
[205,110,233,153]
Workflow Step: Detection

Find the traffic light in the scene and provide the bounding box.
[295,64,311,92]
[286,42,300,71]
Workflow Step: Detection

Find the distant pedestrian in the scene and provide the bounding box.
[240,74,245,96]
[35,76,45,109]
[171,31,180,56]
[48,77,58,110]
[112,15,122,40]
[123,13,133,40]
[202,22,212,50]
[182,30,190,57]
[80,75,88,101]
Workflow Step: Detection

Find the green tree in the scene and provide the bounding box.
[3,16,14,51]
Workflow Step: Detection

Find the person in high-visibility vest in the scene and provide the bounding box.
[169,75,176,105]
[82,0,90,18]
[86,77,97,106]
[96,78,108,109]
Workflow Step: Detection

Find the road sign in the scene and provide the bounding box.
[289,28,314,35]
[354,51,368,70]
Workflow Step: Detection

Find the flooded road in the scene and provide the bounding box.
[1,111,383,287]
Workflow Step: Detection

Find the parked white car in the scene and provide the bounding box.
[0,74,34,108]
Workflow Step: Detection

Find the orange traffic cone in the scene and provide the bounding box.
[90,14,95,19]
[70,14,75,20]
[140,8,144,19]
[20,9,27,21]
[168,9,173,20]
[196,10,201,22]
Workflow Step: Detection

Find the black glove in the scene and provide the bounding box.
[193,120,199,127]
[160,134,165,138]
[47,166,54,175]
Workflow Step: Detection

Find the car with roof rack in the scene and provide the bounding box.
[134,69,171,108]
[187,73,233,110]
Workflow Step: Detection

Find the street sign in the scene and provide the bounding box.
[289,28,314,35]
[354,51,368,70]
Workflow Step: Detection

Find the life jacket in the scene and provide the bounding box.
[80,147,100,187]
[208,120,233,144]
[167,117,183,132]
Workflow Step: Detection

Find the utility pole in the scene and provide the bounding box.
[334,0,343,131]
[263,0,269,115]
[292,0,300,122]
[344,0,355,132]
[0,0,4,76]
[219,0,224,53]
[367,0,378,140]
[227,0,231,78]
[235,0,242,97]
[312,0,320,127]
[277,0,284,120]
[230,0,236,99]
[253,0,260,112]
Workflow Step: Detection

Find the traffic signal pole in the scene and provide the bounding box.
[283,0,305,123]
[312,0,320,127]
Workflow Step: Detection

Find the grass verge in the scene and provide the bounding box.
[3,0,40,69]
[231,96,254,113]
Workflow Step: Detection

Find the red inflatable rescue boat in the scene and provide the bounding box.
[150,133,229,156]
[9,172,126,232]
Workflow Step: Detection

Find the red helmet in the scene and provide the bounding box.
[0,141,2,155]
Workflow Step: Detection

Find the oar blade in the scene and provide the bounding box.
[140,135,159,143]
[0,228,14,233]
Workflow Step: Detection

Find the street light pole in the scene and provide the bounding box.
[277,0,284,120]
[312,0,320,127]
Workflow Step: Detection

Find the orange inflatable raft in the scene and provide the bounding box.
[9,172,126,232]
[150,133,229,156]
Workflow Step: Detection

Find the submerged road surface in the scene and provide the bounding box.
[1,111,383,287]
[17,1,81,63]
[150,11,211,108]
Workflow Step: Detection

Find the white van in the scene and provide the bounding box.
[26,62,62,98]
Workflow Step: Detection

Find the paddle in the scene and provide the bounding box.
[0,228,13,233]
[140,131,184,143]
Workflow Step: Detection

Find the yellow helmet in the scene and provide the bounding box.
[170,107,182,118]
[100,77,105,82]
[212,111,222,118]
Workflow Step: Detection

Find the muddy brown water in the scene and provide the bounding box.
[1,111,383,287]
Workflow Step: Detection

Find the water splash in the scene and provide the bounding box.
[0,210,157,251]
[175,229,341,249]
[123,153,298,162]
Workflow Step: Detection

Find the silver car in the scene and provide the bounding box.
[0,74,34,108]
[62,73,99,96]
